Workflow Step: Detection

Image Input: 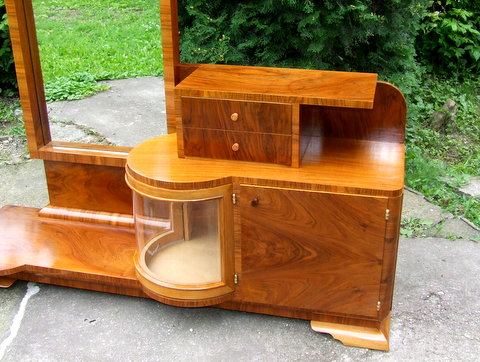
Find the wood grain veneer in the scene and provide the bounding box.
[126,133,404,197]
[175,64,378,109]
[5,0,50,156]
[0,206,141,295]
[182,128,292,165]
[236,185,387,318]
[301,82,406,143]
[181,98,292,134]
[45,161,132,215]
[160,0,180,133]
[39,206,134,228]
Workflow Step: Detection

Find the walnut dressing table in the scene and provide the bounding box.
[1,0,405,351]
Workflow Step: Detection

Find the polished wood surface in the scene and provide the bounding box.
[175,64,378,109]
[38,142,129,168]
[45,161,133,215]
[160,0,180,133]
[5,0,50,156]
[182,128,292,165]
[39,206,134,228]
[181,98,292,134]
[126,133,404,196]
[0,277,16,288]
[379,195,403,316]
[236,185,388,318]
[5,0,136,166]
[0,206,140,294]
[311,314,390,351]
[301,82,406,143]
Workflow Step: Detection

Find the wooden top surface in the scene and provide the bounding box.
[126,134,404,197]
[175,64,378,109]
[0,206,136,279]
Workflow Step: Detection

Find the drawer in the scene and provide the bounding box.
[183,128,292,165]
[181,98,292,134]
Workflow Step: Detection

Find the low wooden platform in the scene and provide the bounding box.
[0,205,143,296]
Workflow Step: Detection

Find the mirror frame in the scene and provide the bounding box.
[5,0,180,168]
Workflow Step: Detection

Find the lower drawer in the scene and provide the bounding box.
[183,128,291,165]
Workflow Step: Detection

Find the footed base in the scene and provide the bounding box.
[311,314,390,351]
[0,277,16,288]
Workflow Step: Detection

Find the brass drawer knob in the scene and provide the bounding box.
[230,113,239,121]
[232,143,240,152]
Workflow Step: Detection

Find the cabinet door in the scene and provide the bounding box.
[238,186,388,318]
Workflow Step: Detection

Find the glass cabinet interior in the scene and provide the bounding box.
[133,192,223,287]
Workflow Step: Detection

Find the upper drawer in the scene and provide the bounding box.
[181,98,292,134]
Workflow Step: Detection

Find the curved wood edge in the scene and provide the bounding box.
[39,206,134,228]
[311,313,390,351]
[0,277,17,288]
[140,285,234,308]
[134,256,234,306]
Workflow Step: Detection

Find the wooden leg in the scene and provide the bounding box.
[310,314,390,351]
[0,276,16,288]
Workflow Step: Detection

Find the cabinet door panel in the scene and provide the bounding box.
[182,97,292,134]
[238,186,387,318]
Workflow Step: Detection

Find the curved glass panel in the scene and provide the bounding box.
[133,193,221,286]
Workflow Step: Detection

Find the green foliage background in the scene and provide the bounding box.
[179,0,426,93]
[0,0,17,96]
[416,0,480,75]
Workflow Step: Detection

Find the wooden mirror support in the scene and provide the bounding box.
[1,0,406,351]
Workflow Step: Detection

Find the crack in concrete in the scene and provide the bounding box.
[0,283,40,359]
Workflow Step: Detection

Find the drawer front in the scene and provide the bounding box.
[181,98,292,134]
[183,128,291,165]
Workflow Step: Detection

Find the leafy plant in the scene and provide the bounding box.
[416,0,480,75]
[0,0,17,96]
[43,73,109,102]
[179,0,426,94]
[400,217,436,237]
[0,98,23,137]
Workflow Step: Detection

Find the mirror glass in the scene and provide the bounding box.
[31,0,166,148]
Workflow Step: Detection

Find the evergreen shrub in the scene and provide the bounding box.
[178,0,426,93]
[0,0,17,96]
[416,0,480,75]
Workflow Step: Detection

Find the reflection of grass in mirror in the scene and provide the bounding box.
[33,0,162,101]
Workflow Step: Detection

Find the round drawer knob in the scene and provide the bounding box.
[230,113,239,121]
[232,143,240,152]
[251,198,259,207]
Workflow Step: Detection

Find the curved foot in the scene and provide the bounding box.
[0,276,16,288]
[311,314,390,351]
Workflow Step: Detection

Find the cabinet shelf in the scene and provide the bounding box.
[126,133,404,197]
[175,64,378,109]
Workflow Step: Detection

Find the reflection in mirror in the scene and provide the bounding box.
[32,0,166,148]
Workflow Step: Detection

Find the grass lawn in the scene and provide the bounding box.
[405,76,480,227]
[32,0,163,101]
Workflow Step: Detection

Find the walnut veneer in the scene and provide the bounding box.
[2,0,406,352]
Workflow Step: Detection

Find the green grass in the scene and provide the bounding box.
[33,0,163,101]
[0,98,24,137]
[405,75,480,227]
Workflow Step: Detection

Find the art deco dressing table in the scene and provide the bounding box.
[1,0,405,350]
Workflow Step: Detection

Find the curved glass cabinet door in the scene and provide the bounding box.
[131,184,235,307]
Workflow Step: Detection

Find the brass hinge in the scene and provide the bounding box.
[232,193,237,205]
[376,300,381,311]
[234,273,238,284]
[385,209,390,221]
